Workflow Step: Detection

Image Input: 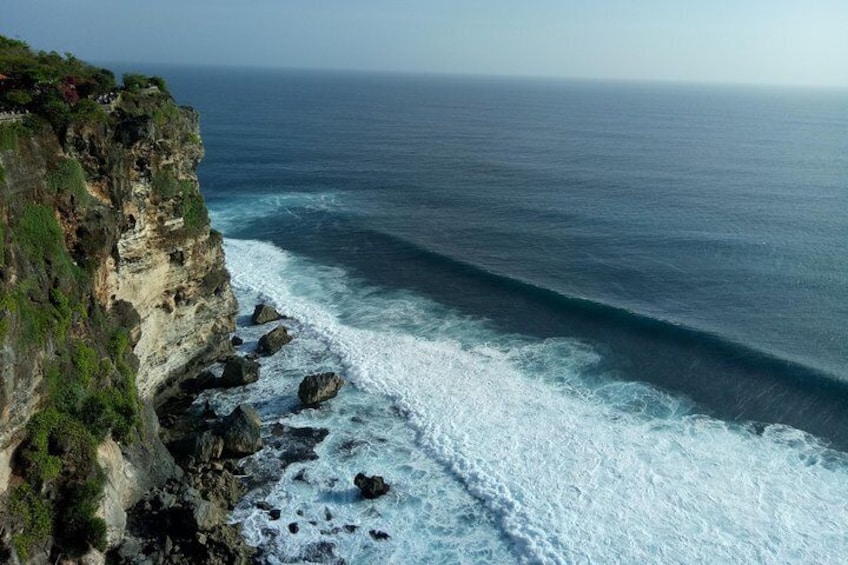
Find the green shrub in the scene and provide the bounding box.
[151,169,192,199]
[0,124,21,151]
[47,158,87,199]
[10,282,54,345]
[69,99,108,127]
[71,341,99,388]
[21,409,64,485]
[13,203,84,285]
[9,484,53,561]
[15,204,63,262]
[0,218,5,266]
[121,73,148,92]
[56,472,107,555]
[182,190,208,234]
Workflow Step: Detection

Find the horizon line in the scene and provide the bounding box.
[91,60,848,93]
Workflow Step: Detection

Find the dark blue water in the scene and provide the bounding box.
[111,67,848,562]
[147,67,848,446]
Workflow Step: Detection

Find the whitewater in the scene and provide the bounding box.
[216,237,848,565]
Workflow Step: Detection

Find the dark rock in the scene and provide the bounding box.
[220,356,259,388]
[187,466,244,509]
[199,402,216,421]
[252,303,283,325]
[231,335,244,346]
[116,537,143,560]
[220,404,263,456]
[269,509,281,521]
[354,473,390,499]
[256,501,273,511]
[194,430,224,462]
[169,430,223,463]
[337,438,367,456]
[298,372,345,407]
[154,490,177,510]
[256,325,292,356]
[176,490,225,532]
[288,522,299,534]
[343,524,358,533]
[324,507,333,522]
[369,530,391,541]
[272,425,330,468]
[182,370,217,393]
[300,541,337,563]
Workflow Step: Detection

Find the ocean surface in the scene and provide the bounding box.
[150,67,847,563]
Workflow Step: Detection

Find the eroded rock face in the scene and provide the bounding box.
[256,325,292,356]
[0,86,238,557]
[298,372,345,407]
[220,404,263,457]
[93,106,238,401]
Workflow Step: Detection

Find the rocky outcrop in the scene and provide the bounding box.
[251,303,283,325]
[220,404,263,457]
[256,325,292,356]
[89,103,238,403]
[354,473,391,499]
[298,372,345,407]
[220,357,260,388]
[115,468,253,565]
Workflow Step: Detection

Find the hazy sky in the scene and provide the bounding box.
[2,0,847,87]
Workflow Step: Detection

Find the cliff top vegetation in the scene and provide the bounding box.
[0,34,170,134]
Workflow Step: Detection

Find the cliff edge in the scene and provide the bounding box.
[0,38,237,562]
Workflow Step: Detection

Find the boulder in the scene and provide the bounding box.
[269,425,329,468]
[231,335,244,346]
[181,370,216,393]
[256,325,292,356]
[220,356,259,388]
[299,542,338,563]
[169,430,223,463]
[220,404,263,456]
[251,303,283,325]
[194,431,223,462]
[298,372,345,407]
[354,473,390,499]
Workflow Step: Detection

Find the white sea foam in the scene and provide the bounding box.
[223,237,848,564]
[208,191,342,233]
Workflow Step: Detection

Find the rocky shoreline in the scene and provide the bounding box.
[109,304,388,565]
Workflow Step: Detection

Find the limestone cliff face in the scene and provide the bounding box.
[72,104,236,401]
[0,85,237,561]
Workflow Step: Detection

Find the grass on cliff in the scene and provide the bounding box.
[8,485,52,561]
[47,158,88,200]
[3,194,139,558]
[152,169,209,235]
[0,123,22,152]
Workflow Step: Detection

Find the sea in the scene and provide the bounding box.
[135,66,848,563]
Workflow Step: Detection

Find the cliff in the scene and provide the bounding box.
[0,41,237,563]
